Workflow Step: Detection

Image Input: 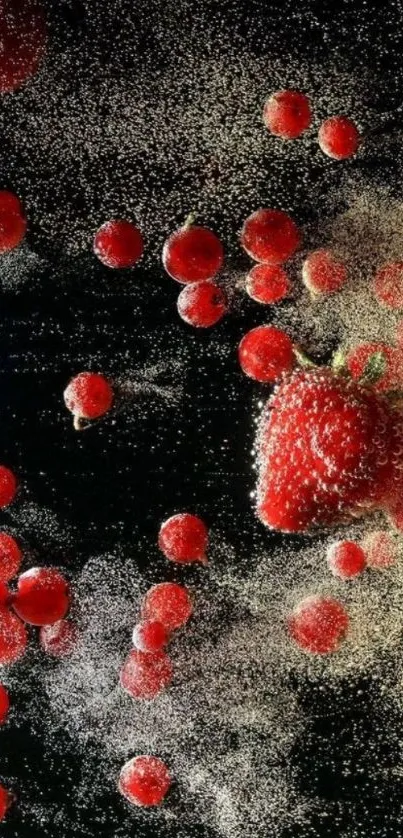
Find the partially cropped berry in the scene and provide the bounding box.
[361,531,396,569]
[158,513,208,565]
[0,533,22,581]
[39,619,78,656]
[177,281,227,327]
[64,372,114,429]
[12,567,70,626]
[119,755,172,807]
[0,685,10,724]
[141,582,193,631]
[93,220,144,268]
[373,262,403,310]
[0,785,10,821]
[263,90,312,140]
[0,607,27,665]
[0,191,27,253]
[238,325,294,383]
[288,595,349,653]
[162,222,224,284]
[327,540,366,579]
[302,249,347,295]
[0,467,17,508]
[120,649,173,700]
[245,264,291,304]
[132,620,169,653]
[240,209,300,264]
[347,342,396,392]
[318,116,360,160]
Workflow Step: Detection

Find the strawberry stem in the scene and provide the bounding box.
[359,351,387,386]
[293,346,319,369]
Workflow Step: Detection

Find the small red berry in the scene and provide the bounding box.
[64,372,114,425]
[0,190,26,252]
[238,325,294,383]
[373,262,403,310]
[141,582,193,631]
[0,533,21,581]
[0,685,10,724]
[327,540,366,579]
[240,209,300,265]
[0,467,17,508]
[347,342,396,392]
[13,567,70,626]
[158,513,208,565]
[120,649,173,700]
[162,223,224,284]
[132,620,169,653]
[302,249,347,295]
[263,90,312,140]
[361,531,396,569]
[288,595,349,654]
[245,263,291,304]
[177,281,227,328]
[119,755,171,807]
[0,607,27,664]
[0,784,10,820]
[39,619,77,656]
[318,116,360,160]
[0,0,46,94]
[93,220,144,268]
[0,583,10,607]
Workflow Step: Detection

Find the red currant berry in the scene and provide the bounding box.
[64,372,114,427]
[141,582,193,631]
[327,540,366,579]
[0,685,9,724]
[0,533,21,581]
[93,220,144,269]
[238,325,294,383]
[245,263,291,304]
[158,513,208,565]
[0,467,17,508]
[177,281,227,328]
[263,90,311,140]
[318,116,360,160]
[120,649,173,700]
[13,567,70,626]
[162,223,224,284]
[132,620,169,653]
[0,584,10,607]
[119,755,171,807]
[0,607,27,664]
[39,619,77,656]
[288,596,349,654]
[361,531,396,569]
[0,785,10,820]
[0,190,26,252]
[347,342,396,392]
[302,249,347,295]
[373,262,403,310]
[0,0,46,94]
[240,209,300,265]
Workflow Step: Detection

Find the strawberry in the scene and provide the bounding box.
[256,367,401,532]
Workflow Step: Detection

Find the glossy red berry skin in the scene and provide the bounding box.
[0,533,21,581]
[238,325,294,383]
[120,649,173,700]
[119,755,171,807]
[158,513,208,564]
[0,607,27,664]
[327,541,366,579]
[132,620,169,653]
[163,224,224,284]
[39,619,77,656]
[302,249,347,295]
[240,209,300,265]
[0,785,9,820]
[288,596,349,654]
[141,582,193,631]
[0,467,17,508]
[64,372,114,420]
[245,264,291,304]
[318,116,360,160]
[12,567,69,626]
[263,90,311,139]
[0,685,10,724]
[0,190,26,252]
[177,281,227,328]
[373,262,403,310]
[93,220,144,268]
[347,342,397,393]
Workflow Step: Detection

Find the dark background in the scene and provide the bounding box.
[0,0,403,835]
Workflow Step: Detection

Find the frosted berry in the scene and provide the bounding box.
[0,685,9,723]
[0,191,26,252]
[13,567,69,626]
[0,785,9,820]
[263,90,311,140]
[0,533,21,581]
[288,595,349,654]
[240,209,300,265]
[132,620,169,653]
[0,467,17,508]
[0,607,27,664]
[245,263,291,304]
[142,582,193,631]
[64,372,114,427]
[0,0,46,93]
[327,540,366,579]
[373,262,403,310]
[119,755,171,807]
[361,531,396,569]
[318,116,360,160]
[93,220,144,268]
[177,281,227,328]
[120,649,173,700]
[302,249,347,295]
[39,619,77,656]
[162,223,224,284]
[158,513,208,565]
[238,325,294,383]
[347,342,397,392]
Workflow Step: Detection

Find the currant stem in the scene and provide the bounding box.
[183,212,196,229]
[73,415,86,431]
